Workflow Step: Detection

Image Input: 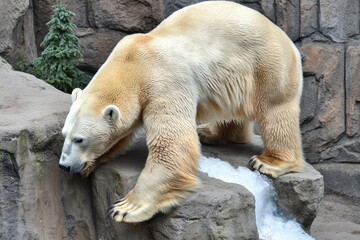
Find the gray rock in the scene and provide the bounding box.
[275,0,300,41]
[313,163,360,199]
[0,0,37,64]
[298,42,345,163]
[260,0,275,22]
[345,40,360,137]
[91,142,153,240]
[319,0,359,42]
[149,172,258,240]
[78,28,128,72]
[300,76,318,124]
[300,0,318,37]
[0,58,96,240]
[92,137,259,240]
[88,0,166,33]
[273,164,324,231]
[166,0,262,18]
[33,0,57,51]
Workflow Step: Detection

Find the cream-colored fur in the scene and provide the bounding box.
[60,1,304,223]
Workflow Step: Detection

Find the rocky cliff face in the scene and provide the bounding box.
[0,0,37,64]
[0,58,323,239]
[0,0,358,166]
[0,58,95,240]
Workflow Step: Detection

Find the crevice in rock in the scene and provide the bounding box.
[0,149,20,179]
[344,43,348,136]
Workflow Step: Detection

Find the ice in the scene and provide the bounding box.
[199,156,315,240]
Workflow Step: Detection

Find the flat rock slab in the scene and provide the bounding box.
[93,134,324,239]
[92,137,259,240]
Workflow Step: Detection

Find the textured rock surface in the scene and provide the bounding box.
[298,42,346,163]
[311,193,360,240]
[0,0,37,64]
[313,163,360,199]
[319,0,359,42]
[275,0,300,41]
[0,57,95,240]
[92,137,258,240]
[346,40,360,137]
[273,165,324,231]
[77,29,128,72]
[300,0,318,37]
[88,0,166,32]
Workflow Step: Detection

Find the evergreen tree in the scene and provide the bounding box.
[33,3,89,93]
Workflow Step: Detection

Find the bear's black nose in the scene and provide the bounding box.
[59,164,71,172]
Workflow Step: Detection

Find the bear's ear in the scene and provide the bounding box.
[103,105,121,123]
[71,88,82,103]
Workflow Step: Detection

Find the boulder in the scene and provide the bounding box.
[92,134,323,238]
[0,0,37,64]
[273,165,324,231]
[0,57,96,240]
[92,137,259,240]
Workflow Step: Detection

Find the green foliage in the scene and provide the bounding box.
[13,59,33,73]
[33,3,90,92]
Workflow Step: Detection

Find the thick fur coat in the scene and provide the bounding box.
[60,1,304,223]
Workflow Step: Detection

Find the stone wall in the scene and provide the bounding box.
[0,0,359,164]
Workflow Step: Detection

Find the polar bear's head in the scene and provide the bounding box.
[59,87,136,173]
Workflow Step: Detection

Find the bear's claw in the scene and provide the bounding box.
[248,156,256,168]
[248,155,291,178]
[113,211,119,218]
[107,190,160,223]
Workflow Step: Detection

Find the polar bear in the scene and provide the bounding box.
[59,1,304,223]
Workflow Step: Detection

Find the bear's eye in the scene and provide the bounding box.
[73,138,83,144]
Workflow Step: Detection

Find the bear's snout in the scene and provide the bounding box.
[59,163,71,172]
[58,162,85,173]
[59,153,86,173]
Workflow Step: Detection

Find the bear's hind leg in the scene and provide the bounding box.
[250,101,304,178]
[198,121,253,145]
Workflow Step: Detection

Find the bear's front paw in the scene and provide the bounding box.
[108,190,159,223]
